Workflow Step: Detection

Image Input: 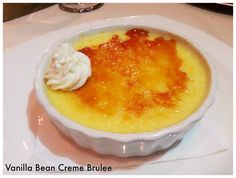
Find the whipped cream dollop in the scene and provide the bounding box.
[44,42,91,91]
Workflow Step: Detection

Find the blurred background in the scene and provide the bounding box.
[3,3,233,22]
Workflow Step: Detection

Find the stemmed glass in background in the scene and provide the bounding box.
[59,3,103,13]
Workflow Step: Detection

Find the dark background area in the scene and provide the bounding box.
[189,3,233,15]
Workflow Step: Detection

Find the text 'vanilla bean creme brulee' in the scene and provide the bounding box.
[44,28,210,133]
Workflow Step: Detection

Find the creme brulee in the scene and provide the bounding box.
[44,28,210,133]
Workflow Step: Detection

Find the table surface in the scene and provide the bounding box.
[3,3,233,174]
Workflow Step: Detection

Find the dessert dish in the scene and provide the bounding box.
[44,28,210,133]
[35,26,217,157]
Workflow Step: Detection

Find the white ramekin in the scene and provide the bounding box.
[34,24,217,157]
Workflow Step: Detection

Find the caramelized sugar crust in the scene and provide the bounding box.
[75,29,188,116]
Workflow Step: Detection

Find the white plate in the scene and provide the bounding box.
[3,15,233,174]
